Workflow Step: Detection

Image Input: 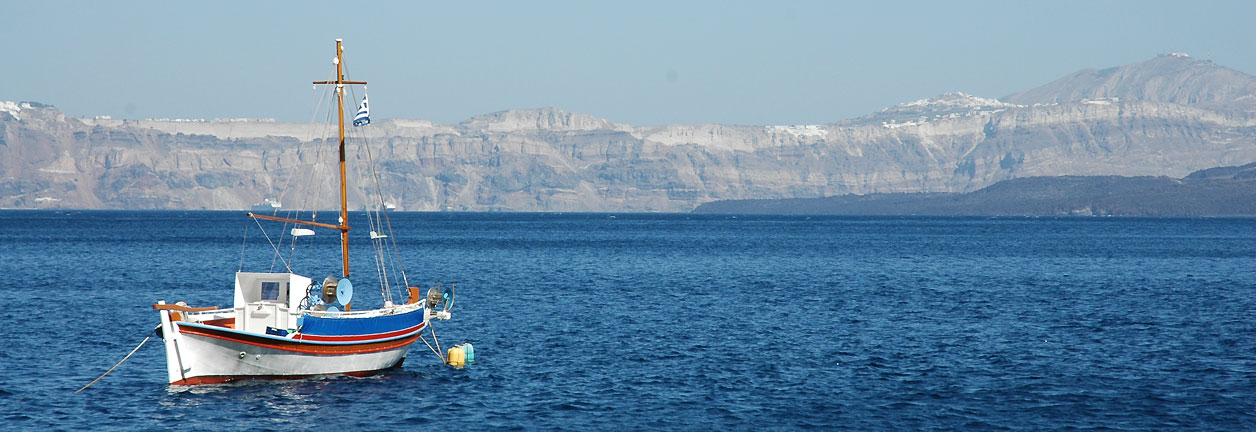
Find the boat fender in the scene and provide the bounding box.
[447,346,466,368]
[460,343,474,364]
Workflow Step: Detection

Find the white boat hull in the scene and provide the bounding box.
[164,326,416,385]
[158,301,429,385]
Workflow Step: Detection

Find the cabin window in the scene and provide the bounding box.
[261,282,282,301]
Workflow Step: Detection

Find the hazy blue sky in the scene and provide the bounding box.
[4,1,1253,125]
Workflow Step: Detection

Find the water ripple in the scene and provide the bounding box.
[2,212,1255,430]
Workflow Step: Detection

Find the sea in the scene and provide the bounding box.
[2,211,1254,431]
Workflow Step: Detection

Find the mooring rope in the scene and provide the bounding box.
[430,323,445,357]
[76,326,159,393]
[418,333,446,364]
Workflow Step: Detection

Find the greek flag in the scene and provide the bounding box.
[352,95,370,126]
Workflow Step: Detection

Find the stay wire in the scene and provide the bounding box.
[238,222,249,272]
[343,68,404,302]
[419,333,446,364]
[254,216,293,273]
[344,78,412,296]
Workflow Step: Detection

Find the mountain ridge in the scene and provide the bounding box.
[1003,54,1256,114]
[3,54,1255,211]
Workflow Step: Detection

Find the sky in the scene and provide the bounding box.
[4,1,1254,126]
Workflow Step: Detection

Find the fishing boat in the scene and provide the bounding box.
[153,39,454,386]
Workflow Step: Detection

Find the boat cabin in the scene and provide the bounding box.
[233,272,312,334]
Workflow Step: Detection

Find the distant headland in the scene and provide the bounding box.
[693,162,1256,216]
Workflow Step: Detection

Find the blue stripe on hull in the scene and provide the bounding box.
[300,307,427,336]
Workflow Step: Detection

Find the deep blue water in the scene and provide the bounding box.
[2,211,1255,430]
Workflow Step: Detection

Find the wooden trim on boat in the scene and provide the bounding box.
[153,304,219,312]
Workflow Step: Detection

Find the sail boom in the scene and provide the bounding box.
[248,213,348,232]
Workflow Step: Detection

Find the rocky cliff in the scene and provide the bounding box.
[2,54,1255,211]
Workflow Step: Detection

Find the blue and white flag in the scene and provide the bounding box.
[352,95,370,126]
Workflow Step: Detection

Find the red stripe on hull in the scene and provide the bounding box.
[294,323,425,342]
[177,324,424,355]
[170,358,405,386]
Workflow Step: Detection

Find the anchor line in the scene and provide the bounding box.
[419,335,444,364]
[77,326,159,393]
[429,323,445,363]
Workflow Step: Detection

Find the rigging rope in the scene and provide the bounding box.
[359,129,400,303]
[243,47,418,301]
[297,66,339,220]
[255,70,337,277]
[343,77,407,304]
[76,326,158,393]
[430,323,444,361]
[254,216,292,273]
[255,54,414,307]
[238,222,249,272]
[418,333,447,364]
[341,81,413,294]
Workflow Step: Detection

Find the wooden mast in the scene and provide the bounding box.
[247,39,364,278]
[313,39,365,278]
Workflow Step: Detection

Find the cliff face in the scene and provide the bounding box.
[3,55,1255,211]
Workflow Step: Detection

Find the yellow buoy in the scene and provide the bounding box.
[447,346,466,368]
